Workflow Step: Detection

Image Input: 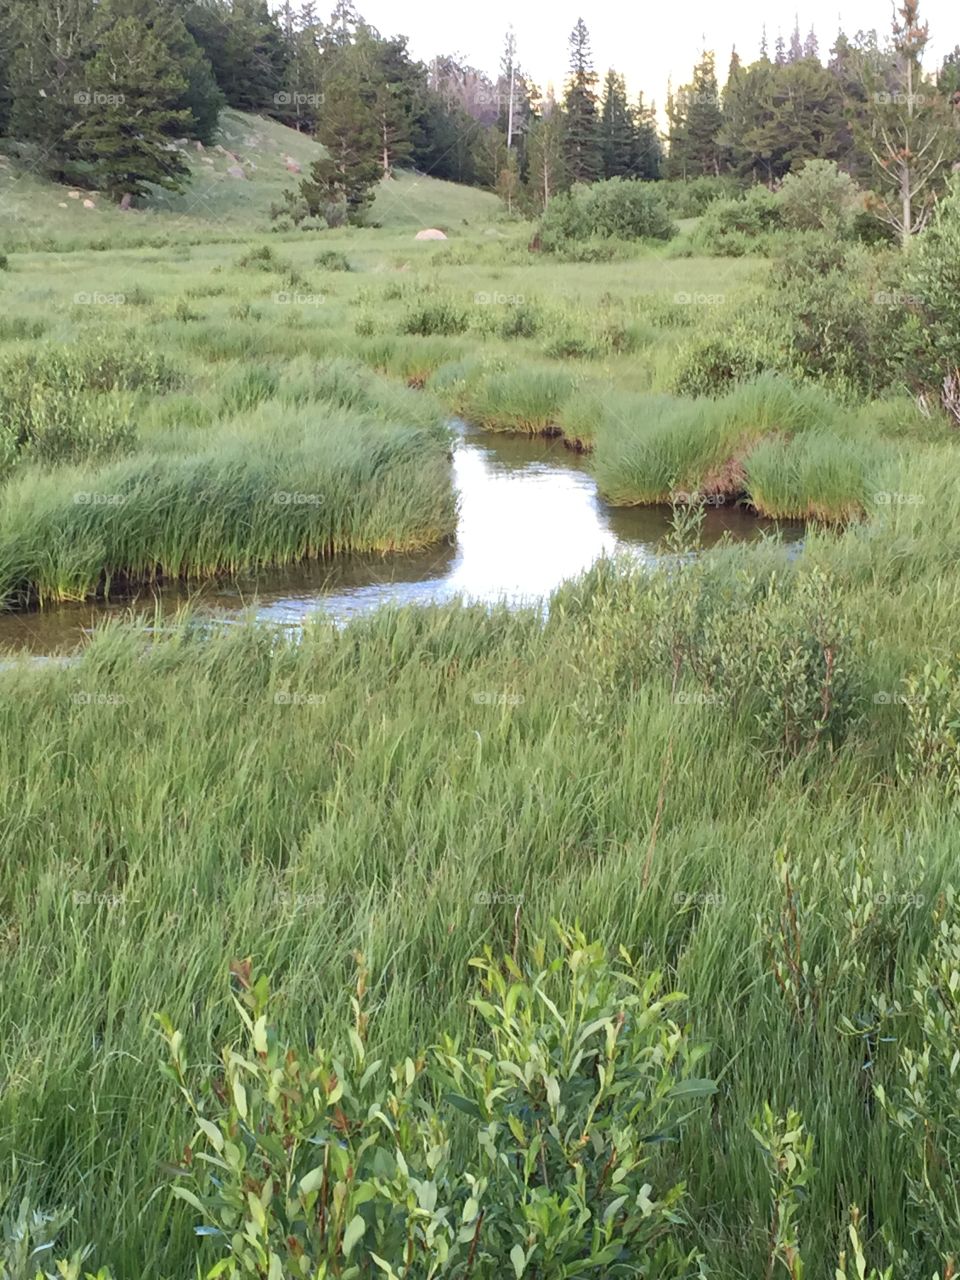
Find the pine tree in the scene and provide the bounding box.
[599,70,634,178]
[374,81,411,176]
[669,50,723,176]
[774,34,786,65]
[803,26,819,60]
[633,93,662,180]
[562,18,600,183]
[7,0,93,180]
[297,76,381,223]
[527,91,566,208]
[788,17,803,63]
[69,16,191,201]
[95,0,223,143]
[861,0,958,244]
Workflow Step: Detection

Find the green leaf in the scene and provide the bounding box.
[300,1166,325,1195]
[510,1244,526,1278]
[666,1078,717,1100]
[195,1118,224,1154]
[171,1187,205,1214]
[232,1078,248,1121]
[443,1092,482,1119]
[343,1214,366,1257]
[252,1016,269,1056]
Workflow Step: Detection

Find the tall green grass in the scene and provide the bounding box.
[1,532,959,1275]
[0,409,455,608]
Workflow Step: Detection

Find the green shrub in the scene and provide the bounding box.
[0,345,167,469]
[779,160,862,236]
[694,187,783,255]
[219,365,280,414]
[160,929,713,1278]
[905,177,960,395]
[672,328,785,397]
[659,176,741,218]
[315,249,352,271]
[401,300,469,336]
[236,245,277,270]
[539,179,676,251]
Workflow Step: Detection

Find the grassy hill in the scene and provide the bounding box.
[0,109,501,252]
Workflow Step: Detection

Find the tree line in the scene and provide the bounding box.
[0,0,956,237]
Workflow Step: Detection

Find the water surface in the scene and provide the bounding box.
[0,426,803,656]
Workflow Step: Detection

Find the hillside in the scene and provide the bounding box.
[0,109,501,252]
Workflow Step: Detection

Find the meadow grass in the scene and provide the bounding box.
[1,524,960,1275]
[0,408,455,607]
[3,107,960,1279]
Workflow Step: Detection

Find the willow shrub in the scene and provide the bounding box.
[160,927,715,1279]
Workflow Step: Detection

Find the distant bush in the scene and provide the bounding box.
[401,300,469,336]
[779,160,862,237]
[673,327,786,397]
[0,342,179,471]
[315,249,352,272]
[539,178,676,251]
[905,178,960,399]
[771,241,903,398]
[694,187,783,255]
[220,364,280,414]
[658,175,741,218]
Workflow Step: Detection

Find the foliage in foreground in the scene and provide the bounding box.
[161,929,713,1278]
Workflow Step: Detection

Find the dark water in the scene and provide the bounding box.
[0,426,803,656]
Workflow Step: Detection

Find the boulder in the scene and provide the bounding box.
[68,190,80,199]
[82,198,96,209]
[119,193,133,211]
[226,164,246,179]
[284,157,302,174]
[414,228,447,241]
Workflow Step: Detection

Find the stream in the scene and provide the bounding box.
[0,425,803,656]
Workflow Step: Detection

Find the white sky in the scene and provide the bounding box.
[309,0,957,109]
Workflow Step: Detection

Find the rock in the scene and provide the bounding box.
[201,156,214,165]
[284,157,302,174]
[68,190,80,199]
[226,164,246,179]
[82,198,96,209]
[194,140,204,152]
[414,228,447,241]
[176,138,189,147]
[119,193,133,211]
[58,201,67,208]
